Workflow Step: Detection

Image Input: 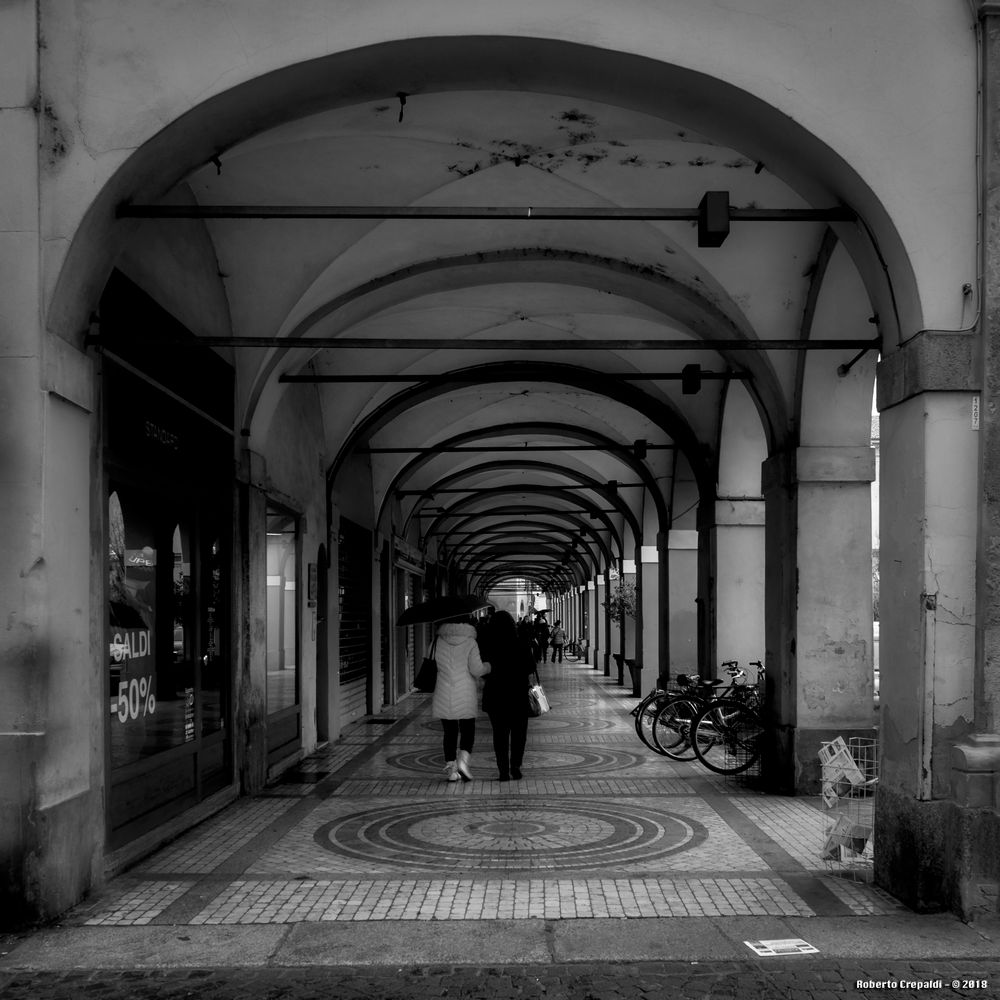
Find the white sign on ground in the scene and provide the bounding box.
[744,939,819,957]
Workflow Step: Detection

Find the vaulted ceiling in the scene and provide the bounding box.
[128,71,878,591]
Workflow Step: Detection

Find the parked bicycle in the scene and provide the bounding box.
[688,694,766,775]
[634,660,756,757]
[646,661,760,761]
[661,660,765,774]
[564,637,587,661]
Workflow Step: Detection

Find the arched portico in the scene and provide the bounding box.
[4,3,993,928]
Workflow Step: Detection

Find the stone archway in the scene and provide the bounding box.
[14,10,979,926]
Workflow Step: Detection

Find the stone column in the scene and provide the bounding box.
[588,580,598,667]
[762,451,798,793]
[696,503,717,676]
[876,384,979,913]
[713,500,766,675]
[641,542,661,686]
[942,0,1000,921]
[667,530,698,677]
[601,568,612,676]
[794,446,877,786]
[0,1,103,923]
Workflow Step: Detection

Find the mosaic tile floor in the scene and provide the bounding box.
[75,660,907,927]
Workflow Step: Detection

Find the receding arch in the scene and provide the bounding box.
[423,489,625,560]
[375,421,670,536]
[328,361,715,507]
[431,506,615,567]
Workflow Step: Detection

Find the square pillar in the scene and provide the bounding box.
[641,543,661,686]
[794,446,878,787]
[666,530,697,677]
[713,499,766,674]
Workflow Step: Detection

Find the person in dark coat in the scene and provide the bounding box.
[517,615,540,662]
[534,614,551,663]
[481,610,537,781]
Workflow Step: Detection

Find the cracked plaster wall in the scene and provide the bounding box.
[880,392,978,799]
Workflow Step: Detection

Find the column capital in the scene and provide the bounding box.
[877,331,980,410]
[715,498,765,526]
[761,450,795,494]
[666,529,698,550]
[977,1,1000,19]
[796,446,876,484]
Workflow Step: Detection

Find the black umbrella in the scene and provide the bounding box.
[396,594,492,626]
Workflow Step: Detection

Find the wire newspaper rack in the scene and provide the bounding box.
[819,736,878,880]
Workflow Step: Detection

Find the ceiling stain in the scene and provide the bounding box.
[556,109,598,126]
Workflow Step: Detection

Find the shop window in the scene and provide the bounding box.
[266,504,300,763]
[201,531,226,737]
[266,506,299,713]
[106,481,232,844]
[108,490,195,768]
[101,276,235,849]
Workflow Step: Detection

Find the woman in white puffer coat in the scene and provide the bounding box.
[431,618,490,781]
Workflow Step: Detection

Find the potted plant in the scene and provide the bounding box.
[603,579,637,620]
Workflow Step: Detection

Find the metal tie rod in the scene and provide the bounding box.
[279,370,749,382]
[117,204,857,222]
[106,336,879,351]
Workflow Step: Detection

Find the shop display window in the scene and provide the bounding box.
[108,489,195,767]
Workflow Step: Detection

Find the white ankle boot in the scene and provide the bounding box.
[444,760,460,782]
[456,749,473,782]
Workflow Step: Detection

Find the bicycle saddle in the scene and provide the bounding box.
[675,674,723,689]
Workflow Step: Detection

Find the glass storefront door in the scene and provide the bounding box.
[106,480,231,846]
[100,271,235,849]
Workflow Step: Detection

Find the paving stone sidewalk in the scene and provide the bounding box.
[1,959,999,1000]
[5,661,999,998]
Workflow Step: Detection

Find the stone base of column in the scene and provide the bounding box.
[627,659,641,697]
[875,785,1000,921]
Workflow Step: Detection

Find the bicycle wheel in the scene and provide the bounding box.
[690,699,765,775]
[564,641,583,662]
[633,690,667,752]
[650,696,701,760]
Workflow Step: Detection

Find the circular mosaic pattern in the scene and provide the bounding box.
[420,716,617,734]
[386,746,645,776]
[313,800,706,871]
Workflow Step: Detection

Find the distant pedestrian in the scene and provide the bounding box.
[431,616,490,782]
[517,616,541,662]
[534,615,551,663]
[481,610,536,781]
[549,620,567,663]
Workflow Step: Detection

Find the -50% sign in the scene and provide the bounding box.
[117,676,156,723]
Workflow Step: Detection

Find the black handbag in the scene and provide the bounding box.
[414,638,438,692]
